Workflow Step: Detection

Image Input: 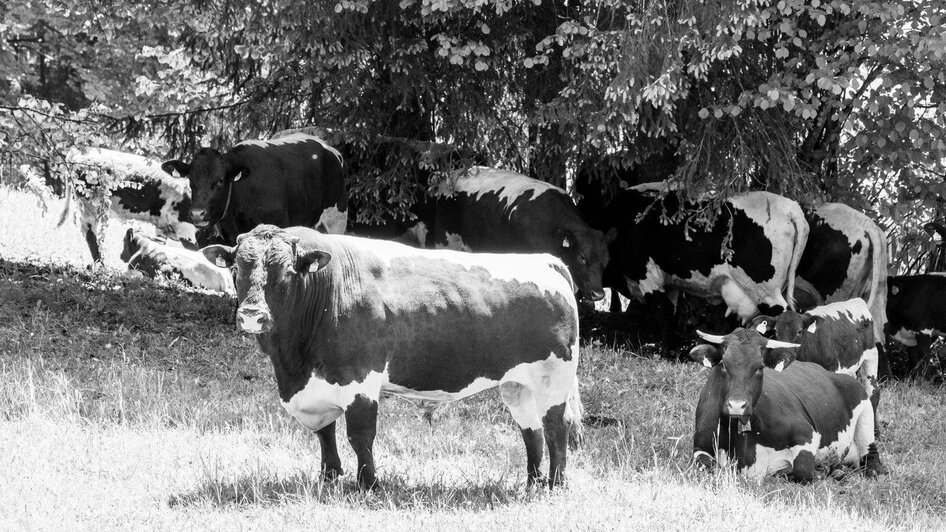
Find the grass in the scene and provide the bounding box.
[1,185,945,530]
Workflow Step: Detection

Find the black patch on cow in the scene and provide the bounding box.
[112,182,165,217]
[797,210,853,300]
[887,275,946,335]
[607,190,775,285]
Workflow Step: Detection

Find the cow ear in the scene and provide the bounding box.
[162,160,190,177]
[751,315,775,335]
[203,245,235,268]
[690,344,721,368]
[296,249,332,273]
[764,347,796,371]
[802,314,817,332]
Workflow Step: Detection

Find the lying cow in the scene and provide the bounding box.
[690,328,883,481]
[432,166,614,302]
[202,225,583,489]
[796,203,888,344]
[886,274,946,372]
[750,298,885,466]
[121,229,233,294]
[162,133,348,246]
[59,148,197,263]
[604,186,808,347]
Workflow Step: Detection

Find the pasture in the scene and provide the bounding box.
[1,185,945,530]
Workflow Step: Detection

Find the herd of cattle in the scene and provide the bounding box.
[56,132,946,488]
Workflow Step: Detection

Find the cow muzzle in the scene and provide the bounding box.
[726,400,752,433]
[237,306,272,334]
[190,209,211,228]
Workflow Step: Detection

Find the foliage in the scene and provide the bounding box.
[2,0,945,266]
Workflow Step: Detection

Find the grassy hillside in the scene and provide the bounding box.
[1,186,945,530]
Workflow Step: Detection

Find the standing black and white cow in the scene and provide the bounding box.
[59,148,197,263]
[750,297,885,472]
[121,228,233,293]
[605,186,808,343]
[796,203,888,344]
[432,166,614,302]
[162,133,348,246]
[202,225,583,489]
[886,274,946,372]
[690,328,883,481]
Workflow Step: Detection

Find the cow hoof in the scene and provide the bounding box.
[526,475,549,490]
[321,466,344,481]
[357,476,380,491]
[863,456,888,478]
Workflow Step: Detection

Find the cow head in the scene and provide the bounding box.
[202,225,332,334]
[163,148,232,227]
[689,328,799,431]
[559,226,616,301]
[120,228,141,264]
[751,312,815,344]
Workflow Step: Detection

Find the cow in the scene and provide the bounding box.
[58,148,197,263]
[120,228,233,294]
[750,298,886,471]
[604,186,808,347]
[431,166,614,302]
[886,274,946,373]
[201,225,583,489]
[795,203,888,345]
[161,133,347,246]
[690,328,883,481]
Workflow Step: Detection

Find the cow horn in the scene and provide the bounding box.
[696,330,726,344]
[765,339,801,349]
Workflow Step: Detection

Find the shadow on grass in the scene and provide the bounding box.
[167,471,528,511]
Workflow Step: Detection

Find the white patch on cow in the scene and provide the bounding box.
[434,167,562,215]
[891,328,918,347]
[283,369,389,431]
[744,399,872,481]
[592,289,630,313]
[636,258,666,298]
[314,205,347,235]
[807,298,872,322]
[716,276,759,323]
[806,322,818,334]
[129,236,234,294]
[334,234,576,302]
[283,351,578,434]
[239,133,344,167]
[437,232,473,252]
[628,181,681,194]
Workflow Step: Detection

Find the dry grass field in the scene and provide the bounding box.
[1,185,945,530]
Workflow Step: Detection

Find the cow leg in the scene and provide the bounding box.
[789,450,815,483]
[315,421,344,480]
[857,346,882,440]
[542,403,568,488]
[854,400,886,477]
[499,381,545,487]
[910,334,934,379]
[345,395,379,490]
[83,223,102,264]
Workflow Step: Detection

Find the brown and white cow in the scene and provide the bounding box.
[163,133,348,246]
[432,166,614,302]
[202,225,583,489]
[691,328,883,481]
[750,297,886,473]
[59,148,197,263]
[121,229,233,294]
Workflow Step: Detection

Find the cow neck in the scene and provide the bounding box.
[266,242,368,366]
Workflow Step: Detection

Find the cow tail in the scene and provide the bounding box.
[56,179,74,228]
[865,223,889,343]
[565,374,585,449]
[784,208,809,311]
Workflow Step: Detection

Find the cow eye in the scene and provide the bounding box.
[578,254,586,264]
